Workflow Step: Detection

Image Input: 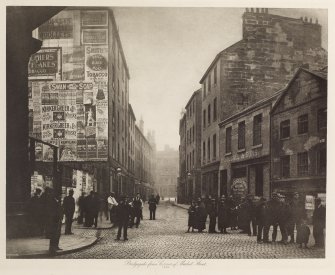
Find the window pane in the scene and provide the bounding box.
[253,114,262,145]
[226,127,232,153]
[298,114,308,134]
[281,155,290,178]
[317,108,327,131]
[297,152,308,176]
[238,121,245,149]
[280,120,290,139]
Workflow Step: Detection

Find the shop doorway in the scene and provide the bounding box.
[220,170,227,196]
[255,165,263,196]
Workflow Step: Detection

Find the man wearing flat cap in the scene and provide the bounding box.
[312,197,326,247]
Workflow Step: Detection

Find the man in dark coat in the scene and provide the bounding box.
[217,195,230,234]
[156,194,160,205]
[287,192,306,243]
[208,199,218,233]
[62,189,75,235]
[77,192,86,224]
[132,193,143,227]
[115,196,131,241]
[255,197,267,243]
[312,198,326,248]
[246,195,257,236]
[92,192,100,228]
[263,192,279,243]
[28,188,43,235]
[187,201,197,233]
[148,194,157,220]
[46,188,63,255]
[228,195,238,230]
[196,198,207,232]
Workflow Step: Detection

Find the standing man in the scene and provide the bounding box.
[217,195,229,234]
[28,188,43,235]
[62,189,75,235]
[148,194,158,220]
[313,197,326,248]
[208,198,218,233]
[115,196,131,241]
[288,192,305,243]
[132,193,143,227]
[107,192,118,223]
[46,188,63,255]
[77,192,86,224]
[156,194,161,205]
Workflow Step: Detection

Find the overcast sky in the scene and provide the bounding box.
[112,7,328,151]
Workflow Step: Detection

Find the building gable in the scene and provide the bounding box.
[272,69,327,115]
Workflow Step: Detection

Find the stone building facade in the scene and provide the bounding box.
[270,67,327,196]
[185,90,202,200]
[199,8,327,198]
[155,146,179,199]
[219,92,280,199]
[178,113,187,203]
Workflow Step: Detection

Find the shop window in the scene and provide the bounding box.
[298,114,308,134]
[226,127,232,153]
[280,155,290,178]
[238,121,245,150]
[280,119,290,139]
[317,108,327,131]
[297,152,308,176]
[253,114,262,145]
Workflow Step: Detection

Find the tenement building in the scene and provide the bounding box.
[200,8,327,198]
[184,90,202,200]
[178,113,187,203]
[270,67,327,197]
[218,91,281,199]
[155,145,179,200]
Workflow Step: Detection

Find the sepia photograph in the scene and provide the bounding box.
[4,0,332,266]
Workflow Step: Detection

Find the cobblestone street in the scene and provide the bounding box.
[57,202,325,259]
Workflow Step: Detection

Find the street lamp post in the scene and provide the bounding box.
[187,172,192,204]
[117,167,122,197]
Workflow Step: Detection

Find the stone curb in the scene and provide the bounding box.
[6,237,99,259]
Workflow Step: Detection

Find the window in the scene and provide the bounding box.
[203,83,207,98]
[208,74,211,93]
[207,138,211,161]
[203,141,206,162]
[238,121,245,150]
[208,104,211,125]
[298,114,308,134]
[192,149,195,167]
[226,127,232,153]
[297,152,308,176]
[213,134,217,159]
[280,156,290,178]
[253,114,262,145]
[203,109,206,128]
[318,148,326,175]
[280,120,290,139]
[213,97,217,121]
[317,108,327,131]
[192,126,195,143]
[214,65,217,85]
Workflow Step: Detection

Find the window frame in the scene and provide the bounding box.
[297,114,308,135]
[253,114,262,146]
[280,155,290,178]
[238,121,246,150]
[297,152,309,176]
[280,119,290,139]
[226,126,232,154]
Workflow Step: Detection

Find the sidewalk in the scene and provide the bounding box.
[172,202,189,210]
[72,216,115,230]
[6,220,105,259]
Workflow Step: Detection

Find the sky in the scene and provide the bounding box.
[112,7,328,151]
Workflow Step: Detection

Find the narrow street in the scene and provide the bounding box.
[57,201,325,259]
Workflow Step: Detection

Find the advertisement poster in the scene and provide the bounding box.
[231,178,247,198]
[62,47,85,81]
[85,46,108,82]
[305,195,315,210]
[28,48,61,78]
[82,10,108,26]
[38,11,74,40]
[77,139,87,159]
[97,139,108,159]
[42,144,54,161]
[59,140,77,161]
[82,29,108,45]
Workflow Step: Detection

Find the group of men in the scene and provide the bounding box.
[114,193,159,241]
[187,192,326,248]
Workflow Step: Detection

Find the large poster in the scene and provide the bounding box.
[62,47,85,81]
[31,80,108,161]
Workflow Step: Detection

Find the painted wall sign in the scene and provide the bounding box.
[28,48,60,77]
[38,15,73,40]
[85,46,108,81]
[62,47,85,81]
[82,10,108,26]
[82,29,108,45]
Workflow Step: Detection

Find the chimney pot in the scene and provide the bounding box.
[309,18,312,23]
[256,8,259,13]
[265,8,268,13]
[251,8,254,13]
[246,8,249,12]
